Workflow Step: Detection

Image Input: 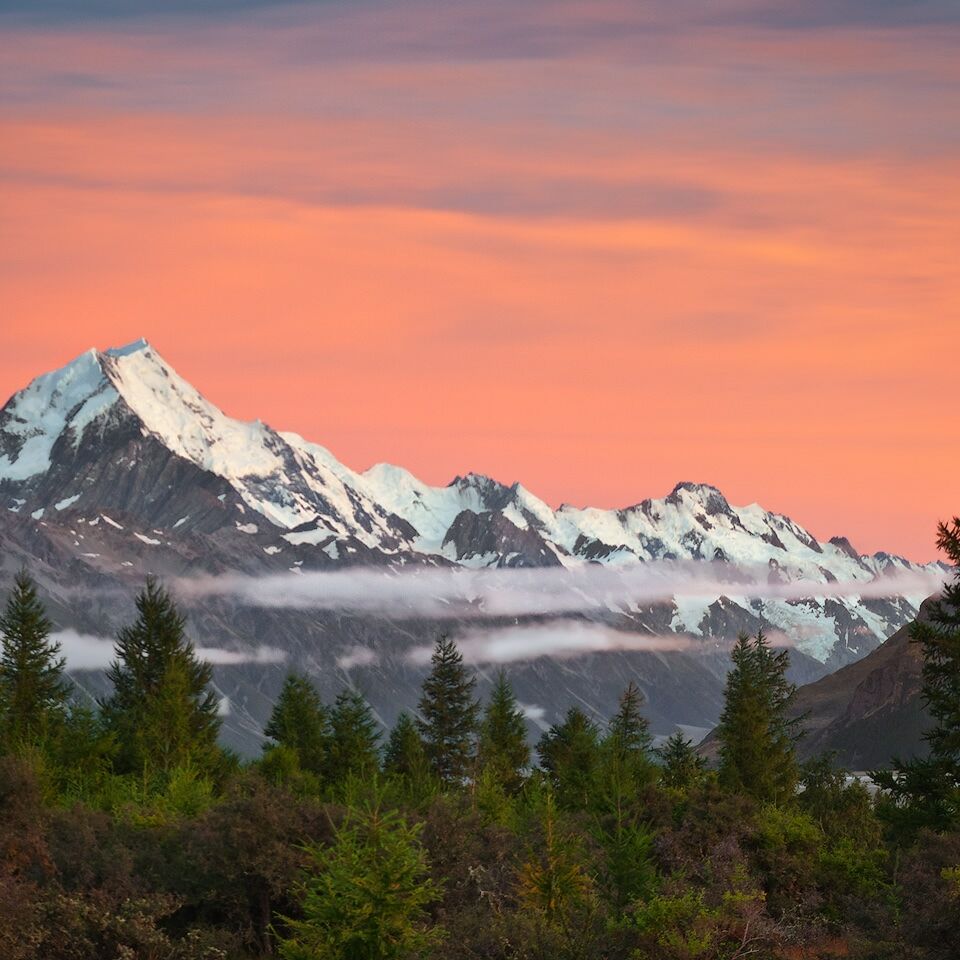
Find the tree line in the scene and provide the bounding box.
[0,516,958,958]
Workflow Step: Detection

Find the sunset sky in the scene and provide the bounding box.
[1,0,957,561]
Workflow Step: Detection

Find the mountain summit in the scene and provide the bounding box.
[0,342,946,754]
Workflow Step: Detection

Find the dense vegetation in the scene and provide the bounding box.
[0,520,958,959]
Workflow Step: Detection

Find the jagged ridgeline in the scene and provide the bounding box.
[0,340,946,755]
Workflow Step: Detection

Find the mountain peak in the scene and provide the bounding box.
[102,337,152,359]
[665,481,732,516]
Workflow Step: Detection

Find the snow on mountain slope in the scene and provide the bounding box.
[1,339,415,549]
[0,348,118,481]
[0,340,946,664]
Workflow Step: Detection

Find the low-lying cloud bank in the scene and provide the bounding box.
[405,621,699,666]
[52,629,287,671]
[173,562,946,620]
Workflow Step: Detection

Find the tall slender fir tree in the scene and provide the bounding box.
[478,669,529,792]
[716,629,800,804]
[101,578,220,775]
[656,731,706,789]
[416,634,479,784]
[264,673,330,776]
[537,707,602,810]
[605,680,652,761]
[326,688,381,783]
[0,570,70,748]
[383,711,427,779]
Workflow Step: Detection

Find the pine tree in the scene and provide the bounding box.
[517,789,597,954]
[606,680,652,760]
[478,669,529,793]
[326,688,381,783]
[601,680,654,790]
[416,634,479,784]
[716,629,800,804]
[656,731,706,789]
[264,673,329,776]
[383,712,425,777]
[101,578,220,775]
[875,517,960,830]
[594,683,656,916]
[537,707,601,810]
[0,570,70,748]
[278,800,443,960]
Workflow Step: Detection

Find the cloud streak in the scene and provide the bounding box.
[405,621,698,666]
[173,561,948,621]
[53,629,287,670]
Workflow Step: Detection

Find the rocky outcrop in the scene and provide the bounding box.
[788,605,931,769]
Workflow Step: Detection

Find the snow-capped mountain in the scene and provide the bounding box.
[0,340,946,754]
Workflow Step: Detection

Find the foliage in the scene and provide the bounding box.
[477,669,529,793]
[0,570,70,750]
[277,799,443,960]
[630,867,770,960]
[416,635,479,784]
[0,560,958,958]
[537,707,601,810]
[656,731,707,790]
[326,688,381,785]
[717,629,801,804]
[874,517,960,832]
[100,577,221,776]
[264,673,330,777]
[516,788,600,959]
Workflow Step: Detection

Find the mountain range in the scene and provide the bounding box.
[0,340,946,755]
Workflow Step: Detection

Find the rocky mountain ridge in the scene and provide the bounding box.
[0,340,946,754]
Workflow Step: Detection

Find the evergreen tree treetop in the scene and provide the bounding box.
[655,731,707,790]
[326,687,381,784]
[716,628,800,804]
[478,669,529,792]
[416,634,479,784]
[383,711,426,778]
[101,577,220,775]
[278,798,443,960]
[606,680,652,759]
[264,673,329,777]
[0,569,70,748]
[537,706,601,810]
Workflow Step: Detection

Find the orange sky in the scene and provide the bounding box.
[1,1,958,561]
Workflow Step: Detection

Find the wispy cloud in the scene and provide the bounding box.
[53,628,286,670]
[335,646,380,670]
[173,561,947,620]
[406,621,697,666]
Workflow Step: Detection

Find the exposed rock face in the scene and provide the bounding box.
[788,604,932,769]
[442,509,563,567]
[0,340,946,755]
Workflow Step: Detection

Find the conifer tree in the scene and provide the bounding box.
[383,712,426,777]
[326,688,381,783]
[478,669,529,792]
[656,731,707,789]
[716,629,799,804]
[264,673,329,776]
[0,570,70,748]
[416,634,479,783]
[606,680,652,760]
[279,799,443,960]
[601,680,654,791]
[517,788,597,954]
[595,683,656,916]
[537,707,601,809]
[875,517,960,830]
[101,578,220,775]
